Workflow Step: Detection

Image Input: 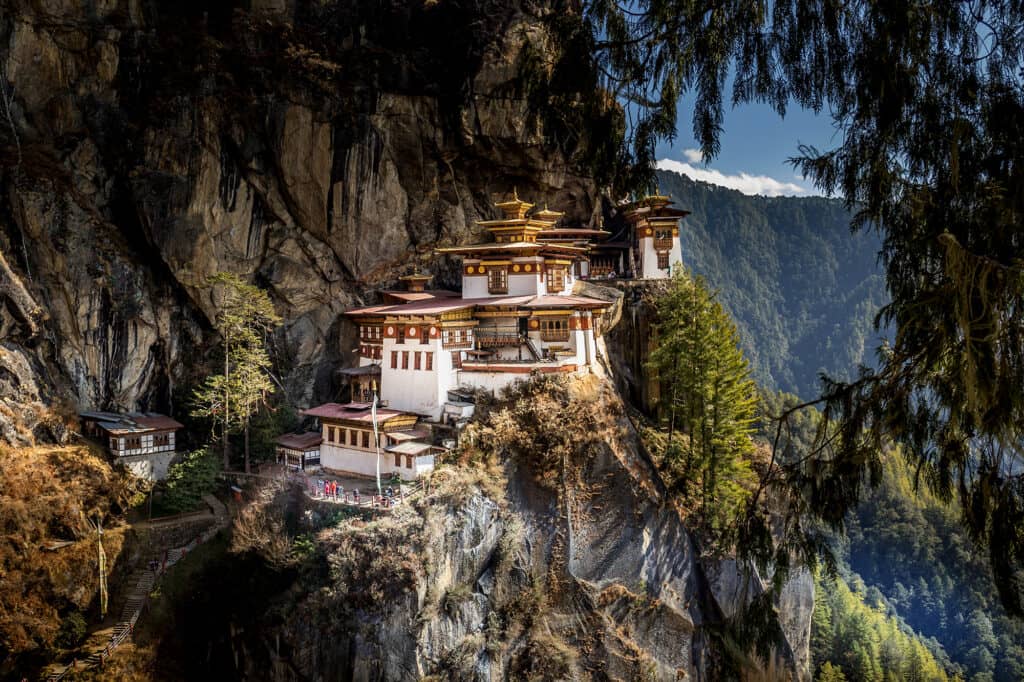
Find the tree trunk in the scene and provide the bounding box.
[244,418,251,474]
[223,338,230,470]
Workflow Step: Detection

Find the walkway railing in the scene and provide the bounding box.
[43,498,227,681]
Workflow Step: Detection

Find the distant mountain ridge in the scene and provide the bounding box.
[656,169,889,399]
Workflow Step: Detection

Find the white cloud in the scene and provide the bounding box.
[682,147,704,164]
[657,158,816,197]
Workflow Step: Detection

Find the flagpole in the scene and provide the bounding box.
[372,381,382,498]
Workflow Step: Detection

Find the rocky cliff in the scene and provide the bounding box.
[151,376,812,681]
[0,0,601,440]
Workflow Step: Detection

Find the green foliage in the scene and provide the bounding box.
[578,0,1024,617]
[841,459,1024,681]
[191,272,281,471]
[159,448,219,514]
[54,611,87,650]
[647,268,758,539]
[246,402,298,466]
[812,572,959,682]
[657,169,887,400]
[817,662,847,682]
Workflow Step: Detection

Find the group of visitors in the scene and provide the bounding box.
[314,478,347,501]
[309,476,404,507]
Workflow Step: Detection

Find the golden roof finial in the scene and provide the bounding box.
[513,186,519,201]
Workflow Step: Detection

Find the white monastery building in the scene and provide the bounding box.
[296,190,689,480]
[303,402,441,480]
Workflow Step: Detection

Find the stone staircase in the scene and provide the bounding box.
[42,495,229,681]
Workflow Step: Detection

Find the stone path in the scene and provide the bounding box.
[42,494,229,681]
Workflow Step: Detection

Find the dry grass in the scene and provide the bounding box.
[64,641,158,681]
[0,443,141,662]
[456,374,624,492]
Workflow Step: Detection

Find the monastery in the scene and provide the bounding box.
[295,191,688,481]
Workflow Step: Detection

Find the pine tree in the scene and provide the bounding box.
[648,267,758,537]
[191,273,281,472]
[818,662,848,682]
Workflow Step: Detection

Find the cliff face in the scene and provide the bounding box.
[0,0,598,436]
[158,377,812,681]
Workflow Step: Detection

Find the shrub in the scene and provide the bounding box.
[158,448,219,514]
[54,610,87,649]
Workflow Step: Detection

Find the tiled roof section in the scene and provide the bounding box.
[133,415,185,430]
[386,428,431,442]
[381,290,459,302]
[345,294,605,318]
[345,298,477,317]
[384,441,434,455]
[537,228,610,236]
[80,411,183,434]
[524,295,610,309]
[435,242,587,254]
[301,402,407,423]
[338,365,381,376]
[276,432,322,450]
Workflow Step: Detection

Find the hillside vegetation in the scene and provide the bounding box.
[0,444,142,675]
[656,169,888,399]
[843,460,1024,681]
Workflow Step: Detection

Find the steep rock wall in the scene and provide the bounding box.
[0,0,599,435]
[161,378,812,681]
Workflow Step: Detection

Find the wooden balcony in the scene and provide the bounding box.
[476,327,521,346]
[653,237,675,250]
[540,330,570,342]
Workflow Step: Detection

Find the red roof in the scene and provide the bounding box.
[345,298,476,317]
[346,293,606,318]
[276,432,322,450]
[524,295,609,309]
[129,415,184,431]
[381,290,459,302]
[301,402,408,424]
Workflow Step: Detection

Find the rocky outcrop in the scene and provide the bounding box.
[0,0,600,431]
[166,377,812,681]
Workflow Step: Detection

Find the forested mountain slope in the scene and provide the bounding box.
[655,169,888,399]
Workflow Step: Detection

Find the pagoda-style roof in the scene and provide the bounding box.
[621,192,691,220]
[532,205,564,221]
[494,189,534,219]
[537,228,611,238]
[345,298,477,317]
[381,289,459,303]
[435,242,588,256]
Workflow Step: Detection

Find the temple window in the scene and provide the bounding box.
[420,326,430,344]
[362,431,370,448]
[425,352,433,371]
[487,268,508,294]
[657,251,670,269]
[540,318,570,342]
[397,326,406,344]
[394,453,401,466]
[406,455,413,469]
[546,267,566,292]
[402,351,410,369]
[391,351,398,369]
[452,351,462,368]
[414,351,422,370]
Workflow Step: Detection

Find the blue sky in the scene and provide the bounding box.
[656,96,841,197]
